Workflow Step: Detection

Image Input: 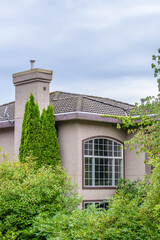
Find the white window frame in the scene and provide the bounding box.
[84,138,123,187]
[84,201,109,210]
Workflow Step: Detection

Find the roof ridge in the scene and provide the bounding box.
[83,96,133,113]
[50,96,78,102]
[0,101,15,107]
[85,95,134,107]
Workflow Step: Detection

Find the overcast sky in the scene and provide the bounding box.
[0,0,160,105]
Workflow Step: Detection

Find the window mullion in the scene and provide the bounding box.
[122,146,124,178]
[112,158,115,186]
[112,141,115,186]
[92,140,95,186]
[93,157,95,186]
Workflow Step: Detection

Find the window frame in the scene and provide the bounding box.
[82,200,109,210]
[82,136,125,189]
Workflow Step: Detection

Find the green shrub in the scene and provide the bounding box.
[25,207,107,240]
[0,158,80,239]
[25,177,160,240]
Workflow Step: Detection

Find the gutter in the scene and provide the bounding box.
[0,120,14,128]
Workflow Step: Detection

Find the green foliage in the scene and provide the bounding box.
[19,101,29,162]
[19,94,60,167]
[116,49,160,157]
[25,175,160,240]
[0,157,81,239]
[23,207,108,240]
[121,92,160,158]
[40,105,60,167]
[19,94,41,163]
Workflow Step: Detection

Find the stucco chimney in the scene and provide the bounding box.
[13,63,52,157]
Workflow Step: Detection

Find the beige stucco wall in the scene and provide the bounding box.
[125,134,146,180]
[0,127,14,161]
[57,119,146,205]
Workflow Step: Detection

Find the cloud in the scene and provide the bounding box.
[53,75,158,105]
[0,0,160,105]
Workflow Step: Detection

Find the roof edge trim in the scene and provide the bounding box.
[55,112,121,124]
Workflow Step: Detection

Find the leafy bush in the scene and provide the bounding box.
[0,157,81,239]
[25,176,160,240]
[24,207,108,240]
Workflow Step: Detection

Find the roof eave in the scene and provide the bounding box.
[55,112,121,124]
[0,121,14,128]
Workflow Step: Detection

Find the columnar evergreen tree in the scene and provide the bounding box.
[40,105,60,167]
[19,94,60,167]
[19,93,41,163]
[19,101,29,162]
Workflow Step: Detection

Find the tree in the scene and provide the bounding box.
[19,93,41,163]
[19,101,29,162]
[40,105,60,167]
[19,94,60,167]
[152,48,160,92]
[110,49,160,237]
[122,49,160,159]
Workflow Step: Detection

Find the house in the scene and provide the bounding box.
[0,65,150,208]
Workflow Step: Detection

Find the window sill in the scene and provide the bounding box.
[82,186,116,190]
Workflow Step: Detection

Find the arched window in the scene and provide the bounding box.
[84,138,123,187]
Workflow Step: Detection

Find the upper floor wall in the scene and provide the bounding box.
[57,119,146,203]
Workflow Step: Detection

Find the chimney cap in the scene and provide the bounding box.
[30,60,35,69]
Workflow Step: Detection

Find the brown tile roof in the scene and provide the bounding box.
[0,101,15,122]
[50,91,134,116]
[0,91,134,122]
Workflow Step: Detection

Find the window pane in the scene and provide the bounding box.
[95,158,99,164]
[85,165,88,171]
[85,179,88,185]
[95,179,99,186]
[84,140,93,156]
[114,142,122,157]
[109,179,112,185]
[84,202,92,209]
